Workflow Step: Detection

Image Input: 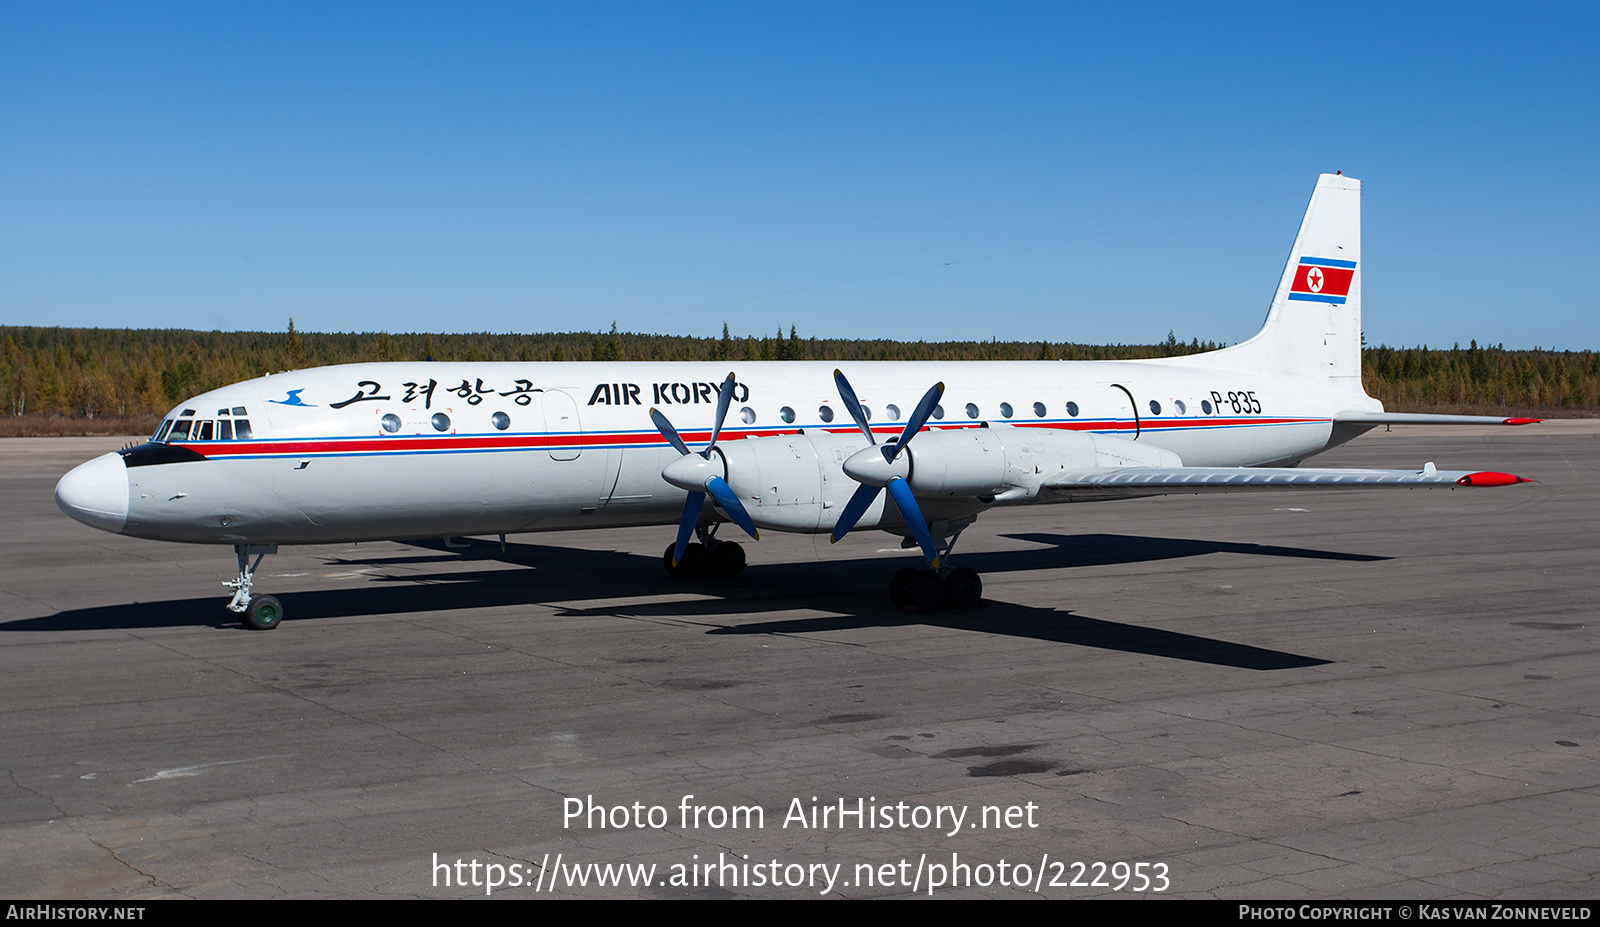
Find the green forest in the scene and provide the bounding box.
[2,323,1594,436]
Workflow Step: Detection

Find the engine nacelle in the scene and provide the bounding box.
[714,424,1183,534]
[897,424,1181,502]
[716,431,877,532]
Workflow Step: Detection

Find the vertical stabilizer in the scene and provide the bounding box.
[1228,173,1369,400]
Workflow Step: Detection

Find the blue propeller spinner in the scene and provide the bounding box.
[829,369,945,569]
[652,373,759,568]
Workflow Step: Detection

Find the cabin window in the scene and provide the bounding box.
[999,402,1013,419]
[234,420,253,440]
[1201,399,1213,414]
[431,413,451,432]
[381,413,402,434]
[779,406,795,424]
[739,407,755,425]
[1033,401,1046,417]
[931,405,944,420]
[1174,399,1187,415]
[860,404,872,421]
[491,411,511,431]
[817,405,834,423]
[964,403,979,419]
[1066,401,1079,417]
[1149,400,1162,415]
[885,404,901,421]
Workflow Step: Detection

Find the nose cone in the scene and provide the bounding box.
[55,452,129,534]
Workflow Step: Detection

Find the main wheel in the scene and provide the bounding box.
[710,541,746,577]
[679,542,709,577]
[242,594,283,631]
[907,570,944,611]
[889,568,919,608]
[944,567,983,608]
[663,542,709,577]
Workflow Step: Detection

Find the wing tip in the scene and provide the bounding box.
[1456,471,1534,487]
[1503,417,1541,425]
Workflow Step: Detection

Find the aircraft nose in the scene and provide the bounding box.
[55,452,130,534]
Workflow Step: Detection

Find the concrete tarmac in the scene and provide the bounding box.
[2,424,1596,898]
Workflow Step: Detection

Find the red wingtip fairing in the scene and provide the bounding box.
[1502,417,1542,425]
[1456,472,1533,487]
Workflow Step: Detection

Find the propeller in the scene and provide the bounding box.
[652,372,758,568]
[829,369,944,568]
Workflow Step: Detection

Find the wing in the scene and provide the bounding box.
[1042,464,1531,499]
[1334,412,1541,426]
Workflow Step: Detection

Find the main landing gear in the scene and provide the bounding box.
[884,523,983,612]
[226,543,283,630]
[888,566,983,611]
[662,524,747,578]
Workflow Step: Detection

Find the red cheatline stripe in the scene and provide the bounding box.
[187,416,1331,459]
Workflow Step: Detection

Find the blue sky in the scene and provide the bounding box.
[3,2,1596,349]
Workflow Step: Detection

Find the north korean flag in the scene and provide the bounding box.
[1288,257,1356,304]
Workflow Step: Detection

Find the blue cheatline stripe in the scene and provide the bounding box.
[1298,256,1357,268]
[1287,293,1348,304]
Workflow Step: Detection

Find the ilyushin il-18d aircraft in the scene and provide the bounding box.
[56,174,1535,630]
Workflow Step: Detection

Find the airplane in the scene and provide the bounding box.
[54,173,1536,630]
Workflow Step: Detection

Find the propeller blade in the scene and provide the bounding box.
[705,476,759,540]
[672,491,706,567]
[833,369,875,445]
[704,372,737,454]
[885,476,940,568]
[651,408,691,457]
[830,482,882,543]
[888,381,944,462]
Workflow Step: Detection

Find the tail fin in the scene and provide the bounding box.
[1227,173,1369,400]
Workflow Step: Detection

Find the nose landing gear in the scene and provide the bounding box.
[226,544,283,630]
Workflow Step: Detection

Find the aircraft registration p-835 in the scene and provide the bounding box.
[56,173,1534,629]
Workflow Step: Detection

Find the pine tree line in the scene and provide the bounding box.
[1,324,1591,435]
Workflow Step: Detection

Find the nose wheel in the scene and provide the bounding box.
[243,594,283,630]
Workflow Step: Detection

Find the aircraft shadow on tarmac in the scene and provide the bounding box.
[17,533,1363,669]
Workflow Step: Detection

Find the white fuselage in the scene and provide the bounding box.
[101,351,1375,547]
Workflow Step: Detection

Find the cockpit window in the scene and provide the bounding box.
[234,420,253,440]
[169,420,193,441]
[154,420,173,443]
[219,420,234,441]
[196,421,215,441]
